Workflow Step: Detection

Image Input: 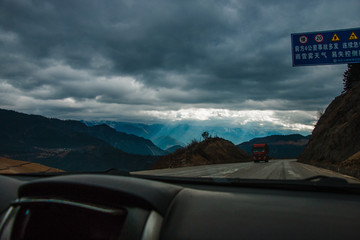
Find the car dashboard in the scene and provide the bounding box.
[1,173,360,240]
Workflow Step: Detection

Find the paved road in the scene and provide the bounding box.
[133,159,360,183]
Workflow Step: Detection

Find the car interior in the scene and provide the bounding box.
[1,173,360,240]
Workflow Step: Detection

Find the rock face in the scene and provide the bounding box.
[153,137,251,169]
[298,82,360,177]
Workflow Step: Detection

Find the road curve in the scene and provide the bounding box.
[132,159,360,183]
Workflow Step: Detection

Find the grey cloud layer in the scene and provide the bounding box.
[1,0,359,122]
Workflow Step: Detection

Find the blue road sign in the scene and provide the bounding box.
[291,28,360,66]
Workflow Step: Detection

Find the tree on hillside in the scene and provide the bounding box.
[202,131,211,140]
[342,63,360,93]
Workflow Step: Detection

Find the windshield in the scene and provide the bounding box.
[1,0,359,184]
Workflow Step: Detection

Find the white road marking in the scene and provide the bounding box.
[287,170,301,178]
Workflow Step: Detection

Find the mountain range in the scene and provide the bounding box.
[1,108,313,173]
[83,120,310,148]
[0,109,161,171]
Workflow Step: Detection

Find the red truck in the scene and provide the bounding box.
[252,143,269,163]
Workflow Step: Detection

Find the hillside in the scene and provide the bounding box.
[81,124,166,155]
[165,145,183,153]
[238,134,310,159]
[0,109,160,172]
[298,81,360,178]
[0,156,63,174]
[153,137,251,169]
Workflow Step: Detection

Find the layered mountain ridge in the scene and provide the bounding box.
[0,109,162,172]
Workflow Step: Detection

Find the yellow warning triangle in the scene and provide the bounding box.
[349,32,358,40]
[331,33,340,41]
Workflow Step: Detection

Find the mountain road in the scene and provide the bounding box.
[132,159,360,183]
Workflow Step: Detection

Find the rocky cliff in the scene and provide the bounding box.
[298,82,360,178]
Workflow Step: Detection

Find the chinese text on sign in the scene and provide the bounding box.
[291,28,360,66]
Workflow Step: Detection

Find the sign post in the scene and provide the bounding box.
[291,28,360,66]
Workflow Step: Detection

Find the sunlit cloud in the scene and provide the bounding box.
[141,108,316,131]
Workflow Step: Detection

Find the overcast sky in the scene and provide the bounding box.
[1,0,359,134]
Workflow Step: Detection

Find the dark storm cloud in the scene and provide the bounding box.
[1,0,359,128]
